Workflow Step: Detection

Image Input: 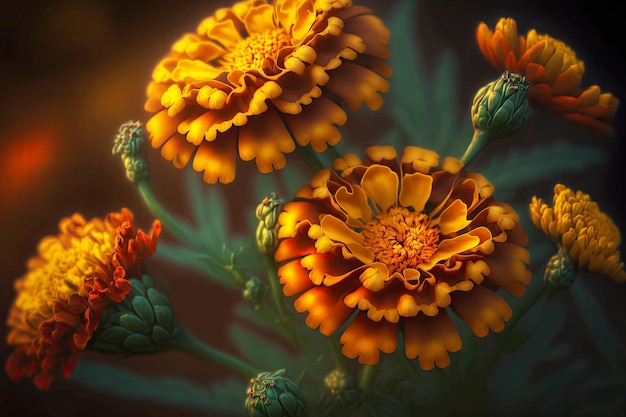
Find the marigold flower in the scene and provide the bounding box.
[529,184,626,283]
[275,146,532,368]
[476,17,619,136]
[5,209,161,389]
[145,0,391,184]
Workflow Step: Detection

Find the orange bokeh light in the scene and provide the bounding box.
[0,127,60,203]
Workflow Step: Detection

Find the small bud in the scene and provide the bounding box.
[90,274,176,354]
[544,246,578,289]
[324,368,364,407]
[246,369,307,417]
[113,120,150,184]
[256,193,284,255]
[243,276,266,309]
[471,71,531,140]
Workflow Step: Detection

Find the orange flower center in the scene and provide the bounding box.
[220,28,290,72]
[362,207,440,274]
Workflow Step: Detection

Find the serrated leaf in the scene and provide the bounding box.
[69,359,244,414]
[570,279,625,373]
[155,242,235,287]
[387,0,470,157]
[478,141,605,200]
[529,360,589,414]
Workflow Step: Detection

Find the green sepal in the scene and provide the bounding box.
[118,313,149,333]
[132,295,156,327]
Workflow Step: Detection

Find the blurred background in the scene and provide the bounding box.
[1,0,624,416]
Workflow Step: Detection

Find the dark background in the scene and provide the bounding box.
[1,1,625,416]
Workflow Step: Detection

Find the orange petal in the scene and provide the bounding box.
[146,109,179,149]
[294,284,355,335]
[399,172,433,213]
[278,259,315,296]
[334,185,373,225]
[324,62,389,111]
[340,312,398,364]
[243,3,274,33]
[551,68,582,96]
[191,130,238,184]
[275,233,317,263]
[360,165,398,213]
[280,96,347,152]
[404,311,462,370]
[451,286,513,337]
[237,108,295,173]
[432,199,472,235]
[160,135,196,169]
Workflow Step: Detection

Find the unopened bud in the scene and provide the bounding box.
[246,369,307,417]
[90,274,176,354]
[324,368,364,407]
[544,246,578,289]
[243,276,266,309]
[113,120,150,184]
[471,71,531,140]
[256,193,283,255]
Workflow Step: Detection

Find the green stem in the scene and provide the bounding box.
[171,328,259,378]
[323,145,344,166]
[137,179,199,246]
[329,336,348,372]
[296,145,326,173]
[264,256,320,360]
[460,129,490,167]
[485,283,557,372]
[358,364,377,393]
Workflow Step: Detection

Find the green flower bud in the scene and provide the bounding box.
[544,246,578,289]
[243,276,266,309]
[324,368,363,407]
[113,120,150,184]
[90,274,177,354]
[471,71,531,140]
[256,193,284,255]
[246,369,307,417]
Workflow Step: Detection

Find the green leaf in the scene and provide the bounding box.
[529,360,589,410]
[155,242,235,287]
[69,359,244,414]
[570,278,625,373]
[387,0,470,157]
[184,167,230,253]
[478,141,605,200]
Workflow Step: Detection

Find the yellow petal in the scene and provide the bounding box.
[360,165,398,213]
[399,172,433,213]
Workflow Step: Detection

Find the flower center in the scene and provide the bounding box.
[362,207,440,274]
[220,28,290,72]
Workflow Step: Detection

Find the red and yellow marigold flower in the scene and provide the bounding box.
[476,17,619,136]
[5,209,161,389]
[275,146,532,367]
[145,0,391,184]
[530,184,626,283]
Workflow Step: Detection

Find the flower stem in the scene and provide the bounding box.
[296,145,326,173]
[329,336,348,372]
[358,364,377,393]
[171,328,259,378]
[137,179,199,246]
[460,129,490,167]
[264,256,320,360]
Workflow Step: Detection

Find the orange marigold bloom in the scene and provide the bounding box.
[5,209,161,389]
[275,146,532,367]
[476,17,619,136]
[530,184,626,283]
[145,0,391,184]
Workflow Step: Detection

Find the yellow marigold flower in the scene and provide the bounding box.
[529,184,626,283]
[476,17,619,136]
[145,0,391,184]
[5,209,161,389]
[274,146,532,368]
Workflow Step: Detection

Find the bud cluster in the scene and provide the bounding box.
[112,120,150,184]
[246,369,307,417]
[471,70,531,140]
[91,274,176,354]
[256,193,284,255]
